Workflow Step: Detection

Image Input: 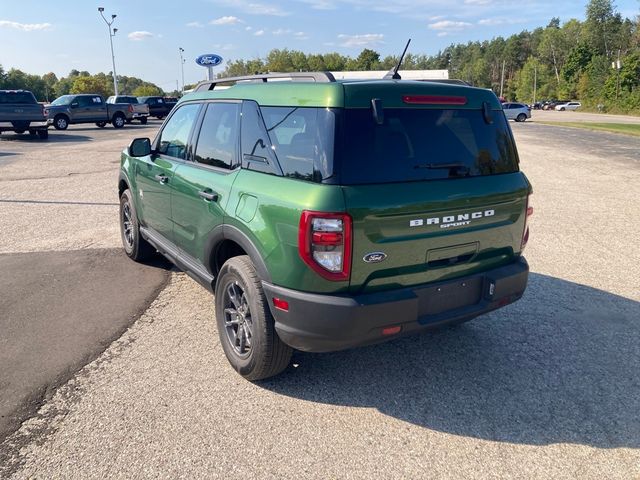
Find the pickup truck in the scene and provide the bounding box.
[137,96,176,119]
[0,90,48,139]
[47,94,133,130]
[106,95,150,124]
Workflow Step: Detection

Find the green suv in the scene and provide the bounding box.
[118,72,532,380]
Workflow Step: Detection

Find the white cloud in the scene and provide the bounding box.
[478,17,525,26]
[428,20,473,31]
[128,31,154,41]
[211,16,242,25]
[186,21,204,28]
[0,20,51,31]
[245,26,253,30]
[303,0,336,9]
[254,29,265,36]
[211,0,289,16]
[337,33,384,48]
[212,43,235,51]
[272,28,291,35]
[464,0,494,4]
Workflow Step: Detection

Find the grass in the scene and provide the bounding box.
[536,121,640,137]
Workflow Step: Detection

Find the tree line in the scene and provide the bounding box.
[1,0,638,112]
[0,67,166,102]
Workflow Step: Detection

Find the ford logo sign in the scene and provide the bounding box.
[195,54,223,67]
[363,252,387,263]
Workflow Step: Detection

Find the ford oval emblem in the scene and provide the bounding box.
[195,54,223,67]
[363,252,387,263]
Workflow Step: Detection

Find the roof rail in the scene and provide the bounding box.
[194,71,336,92]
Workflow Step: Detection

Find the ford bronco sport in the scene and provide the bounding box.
[118,72,532,380]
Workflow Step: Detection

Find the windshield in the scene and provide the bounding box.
[338,108,519,184]
[51,95,74,106]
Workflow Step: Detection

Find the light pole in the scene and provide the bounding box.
[98,7,119,96]
[179,47,185,94]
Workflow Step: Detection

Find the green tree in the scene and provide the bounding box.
[70,75,111,97]
[132,84,164,97]
[355,49,380,70]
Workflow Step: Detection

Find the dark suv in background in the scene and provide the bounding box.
[119,72,532,380]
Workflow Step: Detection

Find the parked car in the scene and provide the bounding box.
[106,95,150,124]
[118,72,532,380]
[47,94,134,130]
[137,96,176,119]
[555,102,581,111]
[502,102,531,122]
[543,100,570,110]
[0,90,48,139]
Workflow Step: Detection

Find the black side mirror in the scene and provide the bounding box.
[129,138,151,157]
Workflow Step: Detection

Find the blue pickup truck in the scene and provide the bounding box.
[46,94,133,130]
[0,90,49,139]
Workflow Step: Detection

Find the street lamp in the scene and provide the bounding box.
[98,7,119,96]
[179,47,185,94]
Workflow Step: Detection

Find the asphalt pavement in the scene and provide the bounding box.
[0,118,639,479]
[0,249,168,439]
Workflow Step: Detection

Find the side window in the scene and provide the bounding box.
[76,96,92,107]
[157,103,201,159]
[193,103,240,169]
[240,101,280,175]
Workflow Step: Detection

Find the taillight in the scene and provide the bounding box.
[298,211,352,281]
[128,104,134,113]
[42,105,48,117]
[521,194,533,251]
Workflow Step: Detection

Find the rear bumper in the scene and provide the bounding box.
[131,113,149,119]
[263,257,529,352]
[0,121,48,130]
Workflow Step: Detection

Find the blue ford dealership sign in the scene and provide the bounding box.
[195,54,223,67]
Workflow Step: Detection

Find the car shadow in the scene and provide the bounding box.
[0,133,92,143]
[259,273,640,448]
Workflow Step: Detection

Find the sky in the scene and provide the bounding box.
[0,0,638,92]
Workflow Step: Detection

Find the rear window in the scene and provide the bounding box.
[0,91,36,104]
[338,108,519,184]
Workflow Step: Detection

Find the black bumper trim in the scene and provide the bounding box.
[263,258,529,352]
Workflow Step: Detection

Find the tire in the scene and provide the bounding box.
[112,113,126,129]
[140,117,148,125]
[37,130,48,140]
[516,113,527,122]
[29,129,36,136]
[119,189,154,262]
[53,115,69,130]
[215,255,292,381]
[96,122,107,128]
[560,107,566,111]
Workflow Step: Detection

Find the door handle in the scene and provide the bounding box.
[155,174,169,184]
[198,190,219,202]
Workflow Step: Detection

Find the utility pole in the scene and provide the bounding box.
[614,49,622,100]
[98,7,119,96]
[499,59,506,99]
[533,64,537,105]
[179,47,185,94]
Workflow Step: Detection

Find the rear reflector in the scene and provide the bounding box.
[382,326,402,336]
[403,95,467,106]
[272,297,289,312]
